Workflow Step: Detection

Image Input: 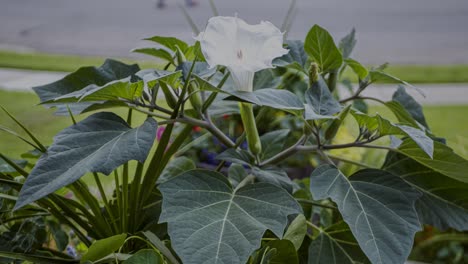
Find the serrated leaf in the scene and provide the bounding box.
[81,234,127,263]
[305,78,341,119]
[304,25,343,72]
[252,167,294,193]
[383,151,468,230]
[344,58,368,80]
[14,112,157,209]
[392,85,428,128]
[123,249,163,264]
[132,48,174,63]
[310,165,421,264]
[260,129,290,160]
[351,111,433,158]
[284,214,307,251]
[395,139,468,183]
[33,59,140,103]
[159,170,302,264]
[144,36,188,52]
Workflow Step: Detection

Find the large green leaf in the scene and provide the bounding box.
[33,59,140,103]
[392,85,428,128]
[384,101,421,129]
[310,165,421,264]
[158,169,302,264]
[383,151,468,231]
[14,112,157,209]
[123,249,163,264]
[81,234,127,263]
[158,156,196,184]
[304,78,341,119]
[136,69,182,88]
[395,139,468,183]
[351,111,433,158]
[344,58,368,80]
[304,25,343,72]
[262,240,299,264]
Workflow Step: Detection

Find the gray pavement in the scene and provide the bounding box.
[1,0,468,64]
[1,68,466,105]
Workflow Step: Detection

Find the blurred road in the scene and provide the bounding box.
[1,0,468,64]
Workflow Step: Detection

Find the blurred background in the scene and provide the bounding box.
[1,0,468,64]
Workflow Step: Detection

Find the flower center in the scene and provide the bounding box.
[237,49,243,60]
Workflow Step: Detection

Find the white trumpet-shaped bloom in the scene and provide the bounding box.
[196,16,289,92]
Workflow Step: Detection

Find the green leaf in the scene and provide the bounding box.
[81,234,127,263]
[274,40,309,68]
[260,129,290,160]
[50,77,144,103]
[0,251,77,264]
[284,214,307,251]
[395,139,468,183]
[228,164,248,188]
[159,170,302,264]
[310,165,421,264]
[383,151,468,231]
[47,221,68,252]
[308,233,354,264]
[137,69,182,88]
[142,231,180,264]
[216,148,254,166]
[15,112,157,209]
[325,104,351,140]
[384,101,422,129]
[344,58,368,80]
[252,167,294,193]
[33,59,140,103]
[304,25,343,72]
[254,69,282,90]
[351,111,433,158]
[158,156,196,183]
[132,48,174,63]
[339,28,356,59]
[123,249,163,264]
[263,240,299,264]
[0,156,27,173]
[369,70,424,96]
[305,78,341,119]
[144,36,189,52]
[308,221,369,264]
[392,85,428,128]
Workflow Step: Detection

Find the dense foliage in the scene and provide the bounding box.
[0,16,467,264]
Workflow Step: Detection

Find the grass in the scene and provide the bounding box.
[0,50,160,72]
[1,50,468,83]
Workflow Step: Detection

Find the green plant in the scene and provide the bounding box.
[1,15,467,264]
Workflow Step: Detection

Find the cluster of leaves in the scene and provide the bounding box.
[0,23,467,264]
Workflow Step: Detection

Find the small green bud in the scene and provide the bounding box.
[239,102,262,156]
[309,62,320,86]
[175,45,187,66]
[188,82,202,112]
[160,82,177,109]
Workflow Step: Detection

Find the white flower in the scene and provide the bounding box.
[196,16,288,92]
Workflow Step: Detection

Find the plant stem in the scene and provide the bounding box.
[259,135,307,167]
[93,172,118,233]
[327,154,373,168]
[296,199,337,210]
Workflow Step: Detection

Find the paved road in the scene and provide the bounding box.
[1,0,468,64]
[1,68,466,105]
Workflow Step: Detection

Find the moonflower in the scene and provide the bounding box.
[196,16,288,92]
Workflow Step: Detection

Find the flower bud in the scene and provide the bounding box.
[309,62,320,86]
[239,102,262,156]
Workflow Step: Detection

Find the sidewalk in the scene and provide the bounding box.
[1,68,467,105]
